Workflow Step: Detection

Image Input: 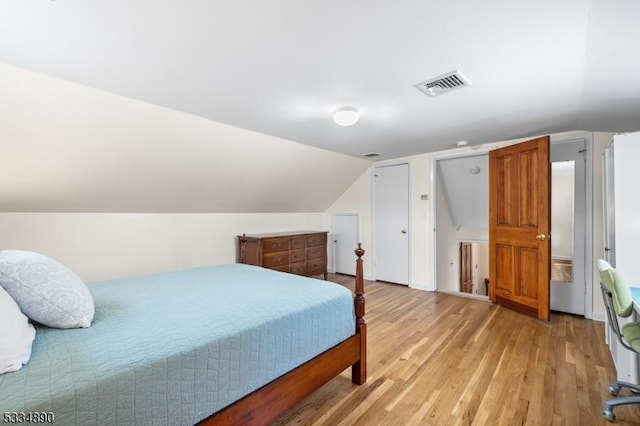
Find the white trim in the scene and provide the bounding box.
[585,134,595,320]
[591,312,605,323]
[551,132,594,319]
[457,237,488,244]
[371,167,377,281]
[436,289,491,302]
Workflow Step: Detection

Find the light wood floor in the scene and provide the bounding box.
[274,274,640,425]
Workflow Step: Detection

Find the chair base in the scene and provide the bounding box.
[608,380,640,396]
[603,381,640,422]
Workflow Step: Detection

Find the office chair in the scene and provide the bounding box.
[597,259,640,421]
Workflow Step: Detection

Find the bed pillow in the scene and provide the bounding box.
[0,285,36,374]
[0,250,94,328]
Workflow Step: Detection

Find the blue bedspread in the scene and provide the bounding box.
[0,264,355,425]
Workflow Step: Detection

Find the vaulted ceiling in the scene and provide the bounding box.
[2,0,639,162]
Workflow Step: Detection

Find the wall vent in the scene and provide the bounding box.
[362,152,381,158]
[415,69,472,97]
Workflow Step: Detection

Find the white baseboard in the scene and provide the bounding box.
[409,282,435,292]
[436,289,491,302]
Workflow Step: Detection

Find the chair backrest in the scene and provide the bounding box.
[598,259,634,318]
[598,259,635,352]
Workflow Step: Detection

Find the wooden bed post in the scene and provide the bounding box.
[352,243,367,385]
[239,233,247,263]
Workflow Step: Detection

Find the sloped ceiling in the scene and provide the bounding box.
[437,155,489,228]
[0,64,369,212]
[1,1,640,213]
[2,1,640,161]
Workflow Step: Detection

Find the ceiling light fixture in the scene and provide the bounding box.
[333,106,360,127]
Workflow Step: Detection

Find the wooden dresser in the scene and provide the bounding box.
[238,231,328,280]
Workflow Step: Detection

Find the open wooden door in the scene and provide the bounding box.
[489,136,551,321]
[460,242,473,293]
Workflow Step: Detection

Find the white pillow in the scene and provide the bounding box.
[0,285,36,374]
[0,250,94,328]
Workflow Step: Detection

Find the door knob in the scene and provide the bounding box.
[536,233,550,241]
[401,229,407,234]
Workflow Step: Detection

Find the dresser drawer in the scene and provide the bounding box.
[290,250,305,263]
[290,262,306,275]
[306,259,326,274]
[262,238,290,253]
[307,246,325,260]
[291,238,305,250]
[306,234,326,247]
[263,251,288,267]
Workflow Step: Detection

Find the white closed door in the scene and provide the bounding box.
[550,139,586,315]
[333,214,359,275]
[374,163,409,285]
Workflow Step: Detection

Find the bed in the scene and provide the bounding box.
[0,245,366,425]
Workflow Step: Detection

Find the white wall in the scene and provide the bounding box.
[435,173,459,293]
[476,243,490,296]
[471,243,480,289]
[0,212,326,282]
[0,64,369,213]
[611,133,640,286]
[408,154,432,290]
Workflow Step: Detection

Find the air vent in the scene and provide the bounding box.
[415,69,472,97]
[362,152,381,158]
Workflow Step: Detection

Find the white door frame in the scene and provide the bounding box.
[550,133,594,319]
[331,212,360,274]
[428,132,594,319]
[372,160,412,284]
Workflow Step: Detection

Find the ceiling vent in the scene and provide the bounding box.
[415,70,472,97]
[362,152,381,158]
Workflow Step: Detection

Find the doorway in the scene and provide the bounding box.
[433,152,490,298]
[430,133,593,318]
[549,139,586,315]
[332,213,359,276]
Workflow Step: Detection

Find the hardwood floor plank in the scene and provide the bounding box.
[273,274,640,425]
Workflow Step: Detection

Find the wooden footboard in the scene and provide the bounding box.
[200,244,366,426]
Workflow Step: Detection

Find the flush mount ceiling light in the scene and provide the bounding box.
[332,106,360,126]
